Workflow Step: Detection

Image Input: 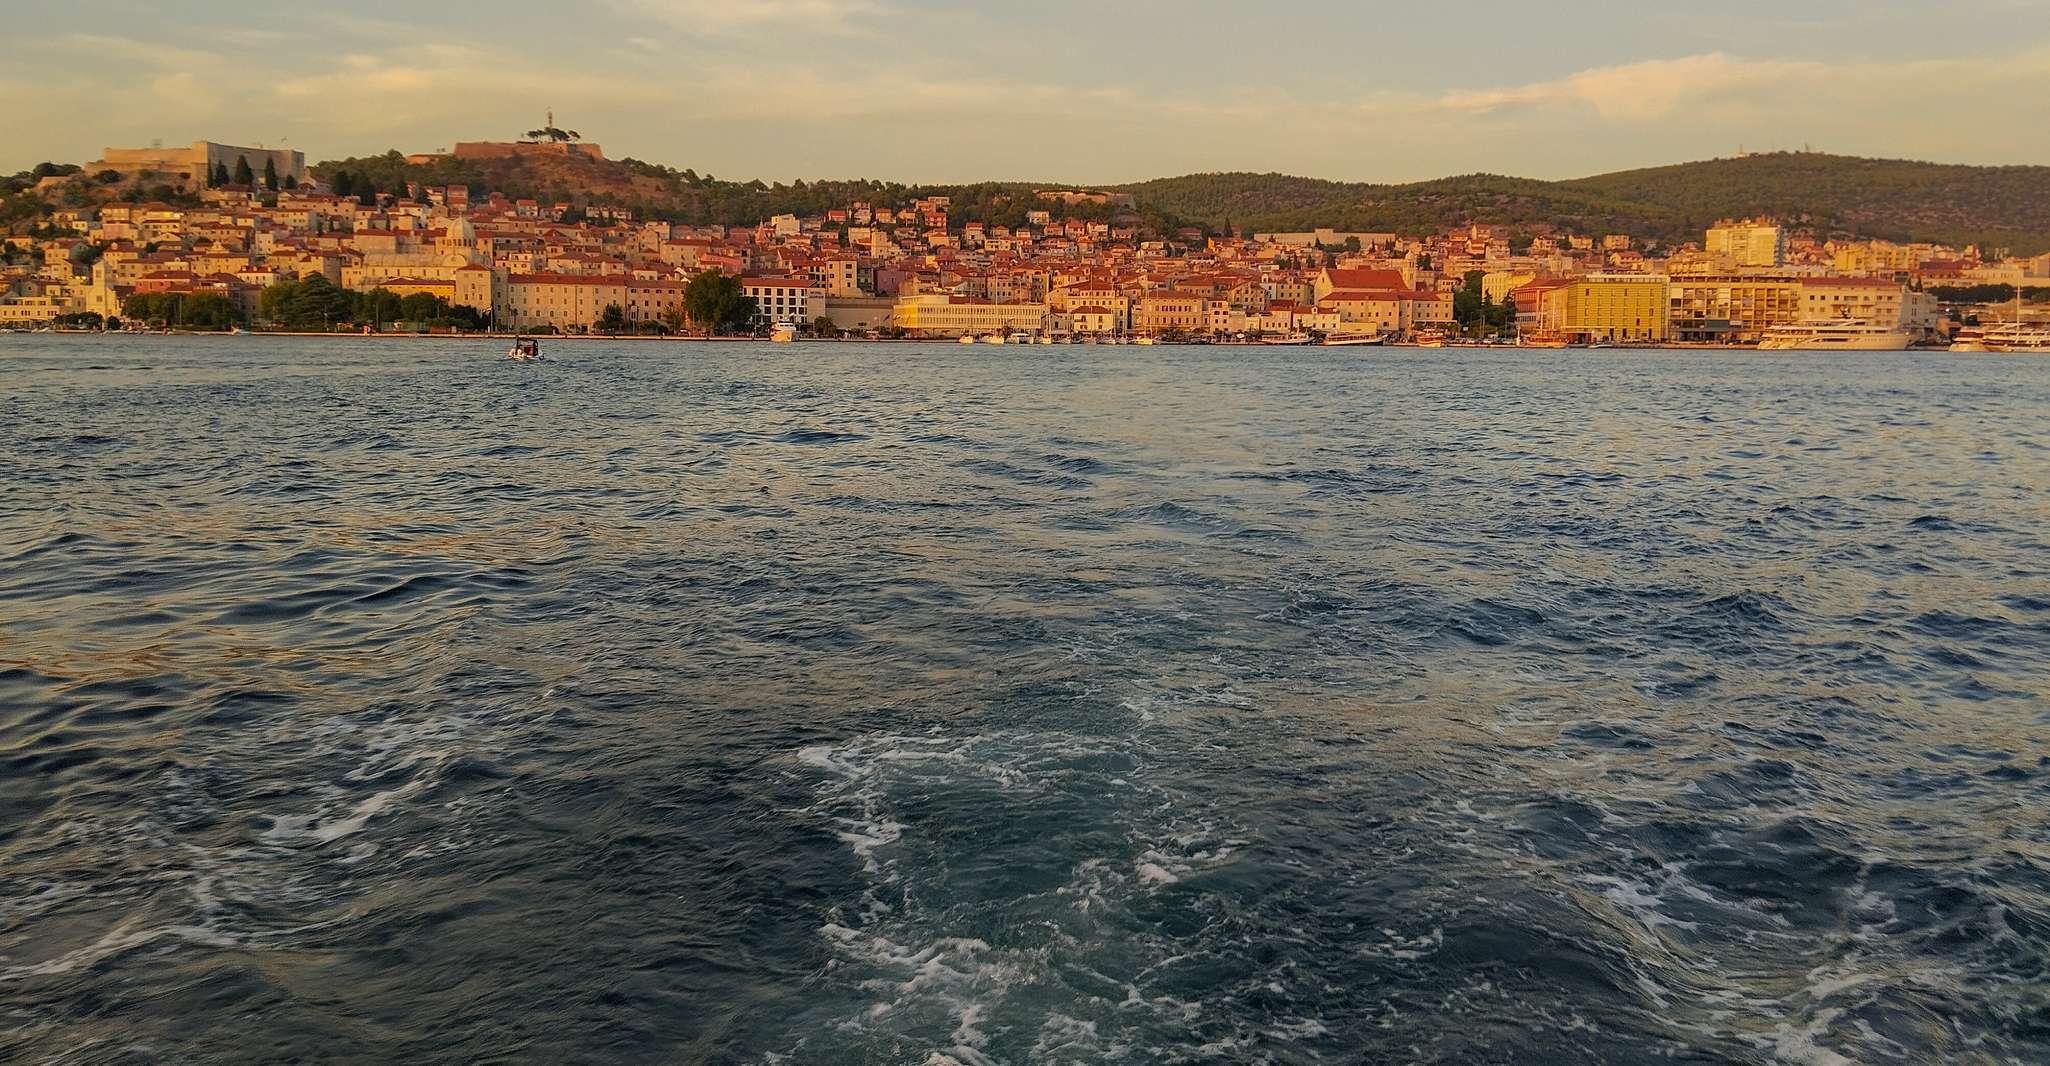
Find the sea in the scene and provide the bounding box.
[1,336,2046,1065]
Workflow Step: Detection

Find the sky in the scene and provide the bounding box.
[6,0,2050,185]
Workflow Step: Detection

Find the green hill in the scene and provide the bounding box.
[1113,153,2050,254]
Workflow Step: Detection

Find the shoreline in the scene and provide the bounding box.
[1,330,1965,353]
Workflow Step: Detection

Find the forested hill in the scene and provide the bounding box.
[1112,153,2050,254]
[308,151,1146,232]
[293,148,2050,254]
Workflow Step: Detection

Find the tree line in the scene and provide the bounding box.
[258,274,487,330]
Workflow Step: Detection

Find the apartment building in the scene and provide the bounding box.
[1669,275,1802,343]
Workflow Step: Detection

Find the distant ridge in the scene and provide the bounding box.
[1112,153,2050,254]
[298,148,2050,254]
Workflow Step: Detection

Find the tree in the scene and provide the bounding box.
[260,273,354,330]
[211,162,231,187]
[658,303,687,333]
[233,156,254,187]
[95,170,122,185]
[359,287,403,327]
[182,292,242,330]
[263,158,279,192]
[681,270,757,335]
[398,291,445,323]
[597,303,628,333]
[1453,271,1488,331]
[123,292,185,326]
[332,171,355,198]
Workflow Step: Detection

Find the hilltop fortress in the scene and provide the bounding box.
[90,141,307,189]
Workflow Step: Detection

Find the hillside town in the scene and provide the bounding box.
[4,137,2049,348]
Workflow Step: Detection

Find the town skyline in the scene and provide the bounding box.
[8,131,2047,347]
[8,1,2050,184]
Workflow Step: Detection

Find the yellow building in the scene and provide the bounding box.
[1562,274,1671,343]
[375,277,457,301]
[892,294,1047,337]
[0,293,69,324]
[1831,240,1920,277]
[1483,272,1537,303]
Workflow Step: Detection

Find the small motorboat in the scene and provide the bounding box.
[507,337,542,361]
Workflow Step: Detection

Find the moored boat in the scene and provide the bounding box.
[1758,319,1912,351]
[1321,332,1385,347]
[1980,324,2050,353]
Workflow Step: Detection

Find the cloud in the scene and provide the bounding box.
[1436,53,1817,120]
[1426,48,2050,128]
[52,32,220,70]
[606,0,892,35]
[5,16,2049,186]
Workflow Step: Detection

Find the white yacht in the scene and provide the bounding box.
[1757,320,1912,351]
[1321,332,1387,348]
[1949,328,1989,353]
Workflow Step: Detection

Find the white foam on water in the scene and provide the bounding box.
[1357,926,1443,961]
[789,718,1263,1062]
[1269,1017,1331,1041]
[1579,871,1702,934]
[260,775,431,847]
[0,910,237,982]
[1767,1009,1859,1066]
[1134,861,1180,886]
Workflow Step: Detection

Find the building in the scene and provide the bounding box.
[92,141,307,189]
[1798,277,1906,326]
[1706,219,1787,271]
[500,274,626,331]
[821,297,897,331]
[1561,274,1671,343]
[1312,267,1411,304]
[1134,291,1206,335]
[1318,290,1410,333]
[1669,275,1802,343]
[741,276,824,326]
[1068,305,1118,335]
[892,294,1047,337]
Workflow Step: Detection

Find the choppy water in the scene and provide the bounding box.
[2,336,2048,1065]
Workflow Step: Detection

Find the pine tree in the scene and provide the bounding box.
[332,171,355,198]
[211,162,231,187]
[263,158,279,191]
[233,156,254,187]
